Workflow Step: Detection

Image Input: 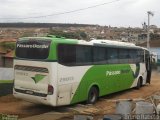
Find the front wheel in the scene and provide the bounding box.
[87,87,99,104]
[136,78,142,89]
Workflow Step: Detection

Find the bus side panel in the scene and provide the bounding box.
[130,63,147,87]
[140,63,147,85]
[71,64,137,104]
[57,63,146,105]
[57,64,91,106]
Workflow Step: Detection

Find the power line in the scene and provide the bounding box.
[0,0,122,20]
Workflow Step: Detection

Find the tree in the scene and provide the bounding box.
[80,32,87,39]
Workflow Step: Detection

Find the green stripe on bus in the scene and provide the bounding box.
[0,80,13,84]
[71,64,136,104]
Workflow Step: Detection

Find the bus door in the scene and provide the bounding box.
[145,51,152,83]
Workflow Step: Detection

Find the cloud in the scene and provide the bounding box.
[0,0,159,27]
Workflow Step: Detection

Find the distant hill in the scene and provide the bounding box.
[138,40,160,47]
[0,23,97,28]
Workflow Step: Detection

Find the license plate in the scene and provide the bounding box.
[26,90,34,95]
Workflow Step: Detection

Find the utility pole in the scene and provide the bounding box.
[147,11,154,50]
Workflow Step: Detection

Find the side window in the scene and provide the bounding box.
[58,44,76,65]
[58,44,93,66]
[141,50,145,62]
[107,48,119,64]
[145,50,150,61]
[137,50,144,62]
[129,49,138,63]
[93,47,106,64]
[76,45,93,65]
[119,49,129,63]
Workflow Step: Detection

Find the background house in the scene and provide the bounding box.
[0,46,7,67]
[2,50,14,68]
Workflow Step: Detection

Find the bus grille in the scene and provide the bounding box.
[14,65,49,73]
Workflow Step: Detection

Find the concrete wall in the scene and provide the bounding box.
[0,68,14,80]
[0,68,14,96]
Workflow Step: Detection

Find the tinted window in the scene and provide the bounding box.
[93,47,106,64]
[58,44,76,65]
[137,50,144,62]
[145,50,150,61]
[76,45,93,65]
[129,49,138,63]
[58,44,92,65]
[58,44,144,66]
[16,39,51,59]
[107,48,119,63]
[119,49,129,63]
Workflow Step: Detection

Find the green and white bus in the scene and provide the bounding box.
[13,35,151,106]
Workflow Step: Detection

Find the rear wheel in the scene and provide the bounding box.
[87,87,99,104]
[136,78,142,89]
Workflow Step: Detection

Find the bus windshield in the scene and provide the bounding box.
[15,39,51,59]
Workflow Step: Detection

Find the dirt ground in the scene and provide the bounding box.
[0,70,160,119]
[138,40,160,47]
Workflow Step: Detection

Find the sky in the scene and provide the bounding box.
[0,0,159,27]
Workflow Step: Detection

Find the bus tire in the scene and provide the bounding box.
[136,78,142,89]
[87,86,99,104]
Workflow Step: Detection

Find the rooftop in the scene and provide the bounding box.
[0,46,7,54]
[3,50,14,58]
[0,38,16,43]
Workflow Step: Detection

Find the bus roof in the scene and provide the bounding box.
[90,39,135,46]
[19,36,148,50]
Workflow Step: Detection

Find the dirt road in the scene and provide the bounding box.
[0,70,160,119]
